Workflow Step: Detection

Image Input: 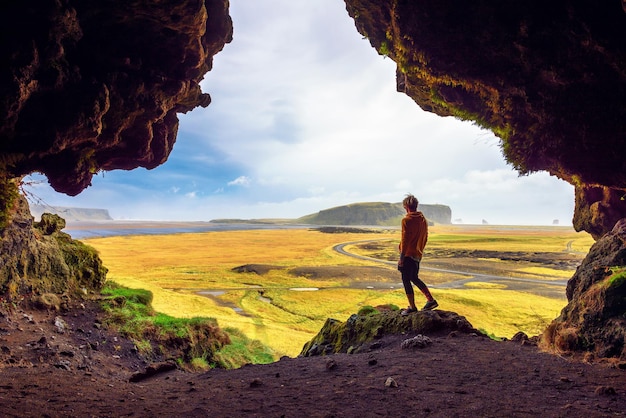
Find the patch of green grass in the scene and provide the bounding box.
[357,305,379,316]
[479,329,503,341]
[214,327,275,368]
[188,357,209,371]
[100,282,273,369]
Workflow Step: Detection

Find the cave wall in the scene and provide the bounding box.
[0,192,107,298]
[0,0,232,195]
[541,219,626,360]
[343,0,626,239]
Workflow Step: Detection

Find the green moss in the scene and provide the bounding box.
[56,233,108,292]
[0,176,19,230]
[378,40,391,57]
[603,269,626,319]
[357,305,379,316]
[606,269,626,288]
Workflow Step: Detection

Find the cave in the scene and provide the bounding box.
[0,0,625,360]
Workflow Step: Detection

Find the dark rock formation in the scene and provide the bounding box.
[343,0,626,239]
[541,218,626,361]
[300,309,479,356]
[0,0,232,195]
[0,194,107,298]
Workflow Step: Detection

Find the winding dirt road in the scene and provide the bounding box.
[333,240,569,295]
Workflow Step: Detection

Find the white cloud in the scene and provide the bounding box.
[227,176,251,187]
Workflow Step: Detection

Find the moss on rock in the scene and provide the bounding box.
[300,309,478,357]
[0,192,107,300]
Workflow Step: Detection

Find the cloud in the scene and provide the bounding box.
[227,176,251,187]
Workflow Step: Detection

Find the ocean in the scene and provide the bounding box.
[63,221,309,239]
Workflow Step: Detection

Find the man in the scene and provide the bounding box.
[398,193,438,315]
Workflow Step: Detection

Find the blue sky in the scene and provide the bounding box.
[25,0,575,225]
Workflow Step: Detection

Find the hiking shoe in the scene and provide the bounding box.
[400,307,418,316]
[422,300,438,311]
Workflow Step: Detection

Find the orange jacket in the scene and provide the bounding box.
[400,211,428,260]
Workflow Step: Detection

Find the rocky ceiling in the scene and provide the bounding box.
[1,0,625,238]
[0,0,232,196]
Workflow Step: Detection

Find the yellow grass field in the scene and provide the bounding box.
[83,225,594,357]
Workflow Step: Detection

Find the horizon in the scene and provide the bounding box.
[31,200,576,228]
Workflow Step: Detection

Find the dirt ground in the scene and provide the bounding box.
[0,299,625,418]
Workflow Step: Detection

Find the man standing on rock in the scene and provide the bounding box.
[398,193,438,315]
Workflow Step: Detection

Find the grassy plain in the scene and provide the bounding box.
[83,225,594,358]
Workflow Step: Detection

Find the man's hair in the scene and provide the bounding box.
[403,194,419,211]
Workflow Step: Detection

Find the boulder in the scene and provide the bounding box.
[300,309,479,356]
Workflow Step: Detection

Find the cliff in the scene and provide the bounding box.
[297,202,451,226]
[29,204,113,222]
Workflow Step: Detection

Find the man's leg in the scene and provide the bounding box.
[401,259,417,310]
[406,292,416,310]
[411,260,434,301]
[412,260,438,310]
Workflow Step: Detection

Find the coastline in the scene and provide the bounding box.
[62,220,312,239]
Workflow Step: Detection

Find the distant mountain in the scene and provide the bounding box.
[29,204,113,222]
[296,202,451,226]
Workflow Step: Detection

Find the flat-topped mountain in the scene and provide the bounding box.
[297,202,451,226]
[29,204,113,222]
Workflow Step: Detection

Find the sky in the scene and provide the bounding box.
[25,0,576,226]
